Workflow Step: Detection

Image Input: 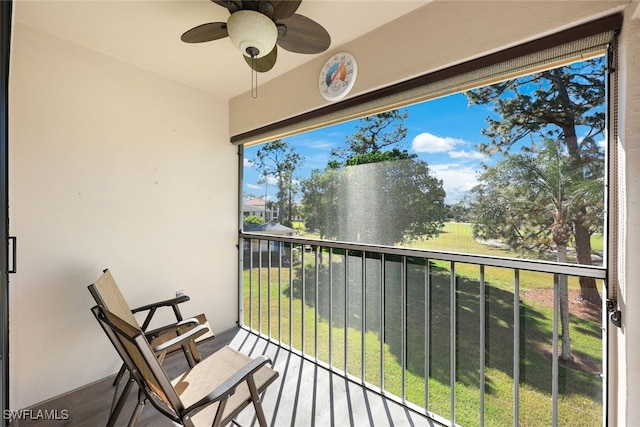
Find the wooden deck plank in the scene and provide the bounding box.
[14,328,438,426]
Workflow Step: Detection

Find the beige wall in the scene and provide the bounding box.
[8,23,236,409]
[229,0,628,137]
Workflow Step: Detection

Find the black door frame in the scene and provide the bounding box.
[1,0,12,421]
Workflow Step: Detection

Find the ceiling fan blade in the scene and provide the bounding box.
[244,46,278,72]
[269,0,301,20]
[211,0,242,13]
[181,22,228,43]
[277,14,331,54]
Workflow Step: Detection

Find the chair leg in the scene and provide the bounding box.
[211,398,228,427]
[181,343,197,368]
[107,375,135,427]
[247,375,268,427]
[112,363,127,386]
[127,389,146,427]
[189,340,202,363]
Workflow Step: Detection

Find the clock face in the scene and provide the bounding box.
[319,52,357,102]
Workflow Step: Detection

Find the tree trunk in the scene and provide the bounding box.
[550,71,603,306]
[574,214,602,305]
[557,244,573,361]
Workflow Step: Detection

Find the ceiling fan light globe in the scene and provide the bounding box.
[227,10,277,59]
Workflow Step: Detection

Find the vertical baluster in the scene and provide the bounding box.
[601,278,608,426]
[257,239,262,332]
[362,252,367,384]
[301,246,306,353]
[513,269,520,427]
[249,239,254,330]
[278,242,283,342]
[238,238,244,328]
[315,245,320,361]
[289,244,294,348]
[450,261,456,425]
[344,250,349,374]
[329,247,334,368]
[552,273,559,426]
[258,239,264,334]
[425,258,430,413]
[267,240,272,339]
[402,256,407,402]
[380,254,385,391]
[480,265,486,427]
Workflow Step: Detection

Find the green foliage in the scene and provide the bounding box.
[302,113,447,246]
[243,215,264,225]
[345,147,413,165]
[300,168,340,240]
[465,57,605,304]
[483,139,600,253]
[448,200,472,222]
[302,151,447,245]
[253,139,304,227]
[330,109,409,161]
[466,59,605,156]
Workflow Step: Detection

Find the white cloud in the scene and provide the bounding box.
[248,176,278,188]
[429,164,480,204]
[412,132,466,153]
[449,150,487,160]
[264,176,278,186]
[244,158,254,167]
[301,138,336,150]
[247,183,262,190]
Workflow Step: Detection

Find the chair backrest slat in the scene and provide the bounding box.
[88,269,140,329]
[93,305,184,413]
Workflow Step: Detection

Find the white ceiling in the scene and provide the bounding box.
[14,1,430,100]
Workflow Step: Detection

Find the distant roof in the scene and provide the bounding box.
[244,198,266,207]
[243,221,295,235]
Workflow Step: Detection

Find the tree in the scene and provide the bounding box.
[465,57,605,305]
[301,110,447,246]
[330,110,409,161]
[254,139,304,227]
[300,167,340,240]
[468,138,603,360]
[337,149,447,245]
[243,215,264,226]
[449,201,472,222]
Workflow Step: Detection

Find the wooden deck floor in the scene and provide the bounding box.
[15,328,438,426]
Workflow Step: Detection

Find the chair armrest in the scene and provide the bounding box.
[133,295,191,330]
[151,325,210,354]
[145,317,201,341]
[182,355,272,415]
[131,295,190,314]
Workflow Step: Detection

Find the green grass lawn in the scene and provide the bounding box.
[242,222,603,426]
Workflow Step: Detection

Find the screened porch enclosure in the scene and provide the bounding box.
[240,234,606,427]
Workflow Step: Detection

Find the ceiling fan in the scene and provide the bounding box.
[181,0,331,73]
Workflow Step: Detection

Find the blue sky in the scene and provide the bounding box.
[244,56,608,207]
[244,91,493,204]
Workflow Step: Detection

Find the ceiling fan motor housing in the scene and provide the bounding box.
[227,10,278,58]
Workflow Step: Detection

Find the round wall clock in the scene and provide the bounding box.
[318,52,358,102]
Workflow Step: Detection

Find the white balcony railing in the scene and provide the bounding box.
[239,232,607,427]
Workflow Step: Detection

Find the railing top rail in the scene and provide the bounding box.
[239,232,606,279]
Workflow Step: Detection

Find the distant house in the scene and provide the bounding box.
[243,221,295,235]
[242,198,277,222]
[243,221,295,266]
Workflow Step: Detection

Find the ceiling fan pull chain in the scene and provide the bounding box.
[251,55,258,99]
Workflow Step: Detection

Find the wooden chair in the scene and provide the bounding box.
[88,269,213,425]
[92,305,279,427]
